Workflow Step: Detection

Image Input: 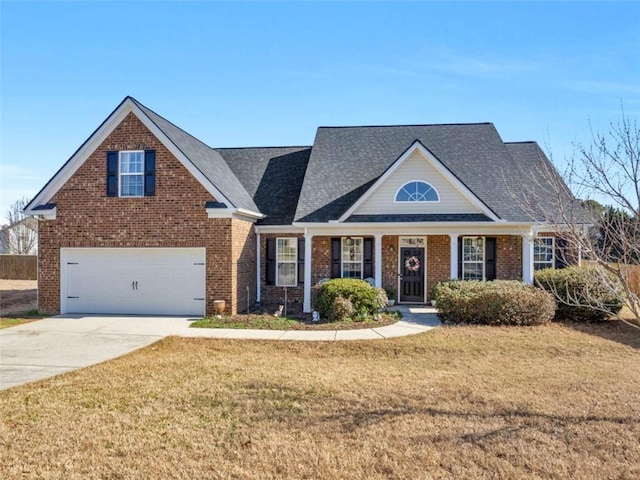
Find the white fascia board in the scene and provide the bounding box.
[236,208,265,219]
[206,209,234,219]
[28,207,57,220]
[25,102,133,212]
[293,221,541,236]
[255,225,305,234]
[206,208,263,222]
[337,140,501,222]
[25,98,237,213]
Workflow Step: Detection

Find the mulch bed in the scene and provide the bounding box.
[197,302,399,330]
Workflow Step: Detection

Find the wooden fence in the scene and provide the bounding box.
[0,255,37,280]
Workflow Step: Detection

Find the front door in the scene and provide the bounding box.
[400,247,425,303]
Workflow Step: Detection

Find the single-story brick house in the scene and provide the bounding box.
[25,97,571,316]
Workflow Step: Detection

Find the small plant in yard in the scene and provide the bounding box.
[535,265,624,322]
[316,278,386,320]
[329,296,355,322]
[432,280,556,326]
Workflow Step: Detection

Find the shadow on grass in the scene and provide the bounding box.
[558,319,640,349]
[320,405,638,434]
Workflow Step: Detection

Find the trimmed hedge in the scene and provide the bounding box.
[432,280,556,326]
[535,266,624,321]
[316,278,387,320]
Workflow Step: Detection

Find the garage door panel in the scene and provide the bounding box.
[61,248,205,316]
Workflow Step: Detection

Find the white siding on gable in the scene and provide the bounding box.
[353,150,483,215]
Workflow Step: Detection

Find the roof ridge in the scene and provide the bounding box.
[316,122,494,129]
[216,145,311,150]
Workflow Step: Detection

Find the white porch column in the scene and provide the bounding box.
[578,245,582,266]
[449,234,459,280]
[256,230,261,304]
[374,233,383,288]
[303,230,313,312]
[522,233,534,284]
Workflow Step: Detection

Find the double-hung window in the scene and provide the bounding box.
[119,151,145,197]
[276,238,297,286]
[462,237,485,280]
[341,237,363,278]
[534,237,555,270]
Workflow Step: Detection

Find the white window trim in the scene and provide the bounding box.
[394,180,441,204]
[341,237,364,279]
[119,150,145,198]
[462,236,485,281]
[275,237,297,287]
[534,237,555,271]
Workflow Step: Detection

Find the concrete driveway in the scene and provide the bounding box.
[0,315,197,391]
[0,308,440,391]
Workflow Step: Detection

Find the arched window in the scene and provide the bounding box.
[395,181,440,202]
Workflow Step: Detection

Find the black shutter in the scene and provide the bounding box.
[485,237,497,280]
[106,151,118,197]
[363,238,374,278]
[265,238,276,285]
[331,238,341,278]
[458,237,463,278]
[297,238,305,286]
[555,238,568,269]
[144,150,156,196]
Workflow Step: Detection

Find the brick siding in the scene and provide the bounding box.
[38,112,254,315]
[260,233,304,307]
[496,235,523,280]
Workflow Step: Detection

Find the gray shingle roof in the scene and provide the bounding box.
[129,98,572,225]
[131,98,259,213]
[294,123,557,223]
[216,147,311,225]
[504,142,579,223]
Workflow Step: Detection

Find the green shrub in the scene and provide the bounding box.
[535,266,624,321]
[329,296,355,322]
[431,280,556,326]
[316,278,384,319]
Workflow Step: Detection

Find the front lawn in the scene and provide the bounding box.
[1,321,639,479]
[0,317,38,329]
[0,311,46,329]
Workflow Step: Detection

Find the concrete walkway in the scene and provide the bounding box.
[0,307,440,390]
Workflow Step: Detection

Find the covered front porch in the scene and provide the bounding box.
[256,223,546,313]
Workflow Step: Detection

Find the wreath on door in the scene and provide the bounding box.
[405,255,421,272]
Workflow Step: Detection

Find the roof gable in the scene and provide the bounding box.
[25,97,260,217]
[294,123,555,223]
[343,141,498,221]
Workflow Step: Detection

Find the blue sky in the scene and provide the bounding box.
[1,1,639,219]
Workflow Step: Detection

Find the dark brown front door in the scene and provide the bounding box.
[400,247,425,303]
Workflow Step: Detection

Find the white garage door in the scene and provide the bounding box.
[61,248,206,316]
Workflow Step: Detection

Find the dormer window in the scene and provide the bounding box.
[395,181,439,203]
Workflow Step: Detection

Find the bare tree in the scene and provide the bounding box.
[514,111,639,329]
[3,197,37,255]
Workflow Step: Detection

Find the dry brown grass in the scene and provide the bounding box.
[0,279,37,317]
[1,323,639,479]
